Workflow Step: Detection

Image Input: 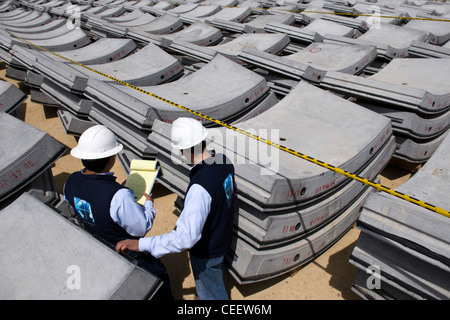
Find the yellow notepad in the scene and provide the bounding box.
[125,160,163,205]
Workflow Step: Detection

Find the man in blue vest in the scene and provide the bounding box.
[64,125,173,300]
[116,117,236,300]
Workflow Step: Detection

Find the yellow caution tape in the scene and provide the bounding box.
[270,10,450,23]
[5,30,450,219]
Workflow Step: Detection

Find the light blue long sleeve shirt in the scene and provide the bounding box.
[110,188,155,237]
[64,171,155,237]
[138,183,212,258]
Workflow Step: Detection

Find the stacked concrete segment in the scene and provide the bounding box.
[224,0,450,165]
[0,78,26,113]
[146,81,395,283]
[0,193,162,299]
[319,58,450,164]
[350,131,450,300]
[0,112,66,207]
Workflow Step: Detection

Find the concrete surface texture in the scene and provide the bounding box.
[1,66,413,300]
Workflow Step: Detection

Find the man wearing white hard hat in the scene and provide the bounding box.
[64,125,173,300]
[116,118,236,300]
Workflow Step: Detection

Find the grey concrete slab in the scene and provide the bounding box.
[47,2,81,16]
[182,4,222,18]
[8,45,89,92]
[0,10,40,23]
[265,22,324,44]
[203,0,238,6]
[24,167,59,206]
[352,4,407,26]
[126,13,183,35]
[239,139,393,247]
[370,58,450,100]
[84,54,269,129]
[0,8,26,19]
[214,33,290,59]
[393,130,448,164]
[356,130,450,263]
[103,8,145,23]
[7,23,74,40]
[125,27,167,46]
[303,18,356,37]
[0,11,52,28]
[320,13,369,33]
[320,58,450,114]
[351,267,417,300]
[0,113,65,202]
[408,40,450,58]
[39,77,93,116]
[110,12,157,26]
[68,42,182,86]
[166,3,199,15]
[202,6,252,23]
[141,0,174,15]
[127,0,154,9]
[40,0,66,12]
[404,19,450,45]
[238,41,377,81]
[83,5,108,16]
[354,23,428,58]
[228,186,367,284]
[53,4,92,18]
[161,20,223,46]
[43,38,137,65]
[87,5,126,18]
[219,84,391,209]
[88,19,128,38]
[57,108,96,136]
[0,193,162,300]
[398,3,443,17]
[0,79,27,114]
[358,102,450,139]
[294,5,335,22]
[229,91,279,124]
[30,87,59,106]
[166,33,290,63]
[18,27,91,52]
[3,65,28,83]
[350,230,450,299]
[211,13,295,33]
[0,4,13,13]
[2,18,66,34]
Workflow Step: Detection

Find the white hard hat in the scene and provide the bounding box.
[71,125,123,159]
[171,117,208,150]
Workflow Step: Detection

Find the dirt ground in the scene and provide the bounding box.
[2,66,414,300]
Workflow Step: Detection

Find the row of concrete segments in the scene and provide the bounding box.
[0,0,448,298]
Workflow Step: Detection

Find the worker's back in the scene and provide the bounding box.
[187,152,236,259]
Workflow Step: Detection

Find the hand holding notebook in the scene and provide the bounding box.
[125,160,163,205]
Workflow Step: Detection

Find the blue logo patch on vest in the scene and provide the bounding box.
[223,173,234,203]
[74,196,95,224]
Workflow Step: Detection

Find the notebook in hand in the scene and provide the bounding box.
[125,160,163,205]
